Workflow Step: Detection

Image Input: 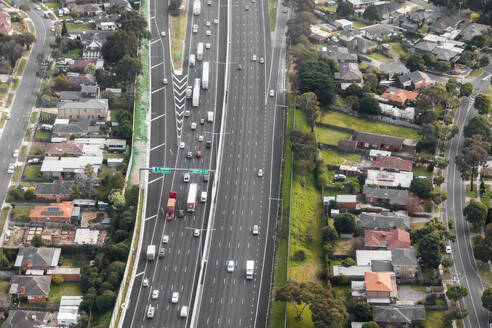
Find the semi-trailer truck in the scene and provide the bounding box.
[166,192,177,219]
[192,78,200,107]
[147,245,156,261]
[193,0,201,15]
[202,62,209,90]
[187,183,198,212]
[246,260,254,279]
[196,42,204,61]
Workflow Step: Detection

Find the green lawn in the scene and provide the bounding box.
[319,111,421,140]
[45,1,61,9]
[0,281,9,296]
[352,20,368,29]
[425,310,447,328]
[34,129,52,140]
[413,166,432,178]
[6,94,13,108]
[389,42,408,58]
[12,78,19,91]
[0,208,9,239]
[23,165,41,180]
[469,68,484,77]
[66,23,95,31]
[169,12,187,70]
[367,52,392,62]
[10,206,33,220]
[268,0,277,31]
[49,282,81,304]
[411,284,427,292]
[320,149,360,166]
[0,112,6,128]
[294,108,310,133]
[93,310,113,327]
[316,126,351,145]
[16,58,27,76]
[19,146,27,162]
[321,4,337,12]
[477,260,492,284]
[61,48,81,58]
[12,166,22,182]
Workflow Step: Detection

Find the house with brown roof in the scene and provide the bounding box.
[352,131,406,152]
[58,98,109,121]
[364,272,397,304]
[66,73,96,89]
[29,202,76,224]
[46,267,80,282]
[380,88,418,107]
[365,229,411,250]
[45,142,83,157]
[0,11,13,35]
[9,275,52,303]
[362,186,409,210]
[14,248,61,273]
[372,156,412,172]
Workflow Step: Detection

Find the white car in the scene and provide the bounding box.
[35,5,41,10]
[269,90,275,97]
[331,36,339,43]
[161,31,166,37]
[191,122,197,130]
[13,149,20,158]
[445,246,452,254]
[180,306,189,318]
[184,110,191,117]
[198,135,204,142]
[7,167,14,174]
[259,57,264,64]
[142,278,149,287]
[162,78,168,85]
[206,30,211,36]
[152,289,159,299]
[6,114,11,120]
[172,292,179,303]
[252,54,257,61]
[207,0,212,5]
[214,18,219,24]
[252,225,259,235]
[227,260,235,272]
[206,43,211,49]
[193,229,200,237]
[184,172,190,182]
[179,141,185,149]
[206,21,211,27]
[147,306,155,318]
[193,24,198,33]
[257,169,263,177]
[162,235,169,243]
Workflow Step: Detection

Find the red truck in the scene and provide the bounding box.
[166,192,177,219]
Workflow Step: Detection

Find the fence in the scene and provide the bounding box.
[328,106,421,129]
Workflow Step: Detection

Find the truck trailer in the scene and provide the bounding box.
[202,62,209,90]
[192,78,200,107]
[187,183,198,212]
[166,192,177,219]
[193,0,201,15]
[147,245,156,261]
[196,42,204,61]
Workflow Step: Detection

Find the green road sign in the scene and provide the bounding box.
[189,169,208,174]
[152,167,171,173]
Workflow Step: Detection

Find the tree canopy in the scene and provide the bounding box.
[298,92,321,131]
[482,286,492,311]
[463,115,490,139]
[298,59,335,105]
[464,199,488,227]
[446,285,468,302]
[474,94,491,114]
[418,232,442,268]
[358,95,380,115]
[334,213,357,234]
[363,5,380,21]
[410,178,434,198]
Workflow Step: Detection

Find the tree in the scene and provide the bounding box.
[303,282,348,328]
[410,178,433,198]
[168,0,182,15]
[435,60,451,72]
[456,135,489,190]
[363,5,380,21]
[334,213,357,234]
[441,257,454,267]
[471,34,486,48]
[362,322,380,328]
[418,232,441,268]
[358,95,380,115]
[85,63,96,75]
[291,43,318,62]
[446,78,459,96]
[341,258,355,267]
[102,30,138,63]
[95,290,116,313]
[446,285,468,303]
[463,115,490,139]
[321,225,338,242]
[292,0,315,12]
[52,274,64,285]
[298,59,335,105]
[15,33,35,49]
[276,281,315,320]
[474,93,491,114]
[464,199,487,227]
[118,120,133,140]
[460,82,473,97]
[115,54,142,82]
[336,1,354,17]
[53,74,67,90]
[298,92,320,131]
[405,54,425,71]
[415,85,448,124]
[287,12,314,45]
[344,84,363,98]
[117,10,149,40]
[289,130,318,161]
[62,20,68,36]
[109,189,126,210]
[31,234,43,247]
[353,301,372,321]
[479,55,490,67]
[482,286,492,311]
[473,235,489,261]
[2,40,23,68]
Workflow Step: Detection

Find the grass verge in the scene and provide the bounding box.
[67,23,95,31]
[268,0,277,31]
[22,165,41,180]
[16,58,27,76]
[18,145,27,162]
[424,310,447,328]
[6,94,13,108]
[389,42,408,58]
[477,260,492,284]
[169,13,186,70]
[12,166,22,182]
[413,166,432,178]
[12,78,19,91]
[0,207,9,237]
[0,112,6,128]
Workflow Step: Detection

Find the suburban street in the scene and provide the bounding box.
[445,58,492,328]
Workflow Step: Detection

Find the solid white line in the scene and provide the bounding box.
[151,113,166,121]
[150,143,166,151]
[145,214,157,221]
[152,86,166,94]
[151,62,164,69]
[149,175,164,184]
[135,271,144,277]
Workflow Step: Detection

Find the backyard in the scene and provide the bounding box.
[23,165,42,180]
[316,126,351,145]
[49,282,82,304]
[319,149,360,166]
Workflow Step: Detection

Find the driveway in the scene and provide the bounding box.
[398,285,426,303]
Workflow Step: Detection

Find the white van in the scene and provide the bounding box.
[207,111,213,122]
[200,191,207,203]
[189,54,196,67]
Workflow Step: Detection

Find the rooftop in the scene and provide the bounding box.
[362,186,409,206]
[74,229,99,245]
[15,248,61,269]
[9,275,52,297]
[1,310,49,328]
[356,250,392,266]
[41,156,103,174]
[359,212,410,230]
[373,304,425,323]
[365,229,411,249]
[29,202,74,220]
[391,247,418,266]
[353,131,406,147]
[365,271,393,292]
[366,169,413,188]
[380,88,418,105]
[372,156,413,172]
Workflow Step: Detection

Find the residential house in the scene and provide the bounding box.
[352,131,407,152]
[47,267,80,282]
[356,250,392,266]
[360,24,398,41]
[14,248,61,273]
[334,19,353,30]
[40,156,103,178]
[57,98,109,120]
[333,265,372,280]
[80,85,100,98]
[380,88,418,107]
[338,29,362,45]
[369,149,391,159]
[379,103,415,122]
[414,40,437,54]
[62,0,77,10]
[335,62,364,89]
[379,62,409,76]
[57,296,83,327]
[105,87,122,96]
[430,16,462,35]
[362,186,409,209]
[0,11,13,35]
[45,142,83,157]
[337,139,358,152]
[399,9,436,31]
[9,275,52,303]
[339,164,359,176]
[398,71,432,90]
[372,156,413,172]
[391,248,418,281]
[344,0,379,9]
[459,23,489,42]
[310,25,330,44]
[358,212,411,231]
[98,21,117,31]
[66,72,96,89]
[52,119,99,137]
[432,46,462,62]
[336,195,357,210]
[347,36,377,54]
[103,0,132,14]
[372,304,426,327]
[1,310,49,328]
[351,280,367,303]
[371,259,393,273]
[106,139,127,152]
[34,180,74,201]
[366,169,413,189]
[365,229,411,250]
[318,45,358,63]
[29,202,77,224]
[364,271,397,304]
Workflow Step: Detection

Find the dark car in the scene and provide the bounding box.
[200,118,205,125]
[196,151,202,158]
[206,140,212,148]
[178,210,185,218]
[186,152,192,159]
[237,64,242,70]
[203,174,209,182]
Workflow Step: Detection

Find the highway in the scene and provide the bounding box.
[121,0,227,326]
[192,0,289,326]
[445,58,492,328]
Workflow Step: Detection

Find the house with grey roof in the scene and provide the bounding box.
[347,36,377,54]
[41,156,103,178]
[371,260,393,272]
[318,45,358,63]
[335,62,363,90]
[333,265,372,280]
[372,304,425,327]
[363,186,409,209]
[34,180,74,201]
[15,248,61,273]
[9,275,52,303]
[459,23,489,42]
[1,310,49,328]
[358,212,410,231]
[430,16,462,35]
[360,24,398,42]
[391,248,418,281]
[432,46,462,62]
[380,62,409,75]
[52,120,95,137]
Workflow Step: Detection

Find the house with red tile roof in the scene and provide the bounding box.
[365,229,411,250]
[364,271,398,304]
[380,88,418,107]
[0,11,13,35]
[371,156,413,172]
[29,201,76,224]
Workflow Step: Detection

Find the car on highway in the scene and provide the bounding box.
[198,135,204,142]
[252,54,257,61]
[172,292,179,303]
[227,260,235,272]
[162,235,169,243]
[252,225,259,235]
[206,43,211,49]
[237,64,242,70]
[257,169,263,177]
[193,229,200,237]
[142,278,149,287]
[214,18,218,24]
[206,140,212,148]
[186,152,193,159]
[159,247,165,258]
[446,245,452,254]
[206,21,210,27]
[13,149,20,158]
[191,122,197,130]
[162,78,168,85]
[147,306,155,318]
[245,5,249,10]
[207,0,212,5]
[161,31,166,37]
[152,289,159,299]
[200,118,205,125]
[269,90,275,97]
[206,30,211,36]
[7,167,14,174]
[179,141,185,149]
[193,24,198,33]
[201,191,207,202]
[178,210,185,218]
[283,7,288,13]
[184,172,190,182]
[180,306,189,318]
[184,110,191,117]
[196,151,202,158]
[259,57,264,64]
[203,174,209,182]
[35,5,41,10]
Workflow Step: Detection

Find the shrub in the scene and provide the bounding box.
[331,274,349,286]
[341,258,356,267]
[293,250,306,262]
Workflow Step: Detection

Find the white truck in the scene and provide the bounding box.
[193,0,201,15]
[202,62,209,90]
[192,78,200,107]
[187,183,198,212]
[246,260,254,279]
[147,245,156,261]
[207,111,214,122]
[197,42,204,61]
[189,54,196,67]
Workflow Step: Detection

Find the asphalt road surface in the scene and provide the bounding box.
[445,58,492,328]
[121,0,226,326]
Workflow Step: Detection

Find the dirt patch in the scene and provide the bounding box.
[81,211,107,227]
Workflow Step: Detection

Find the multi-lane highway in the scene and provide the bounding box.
[121,0,226,326]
